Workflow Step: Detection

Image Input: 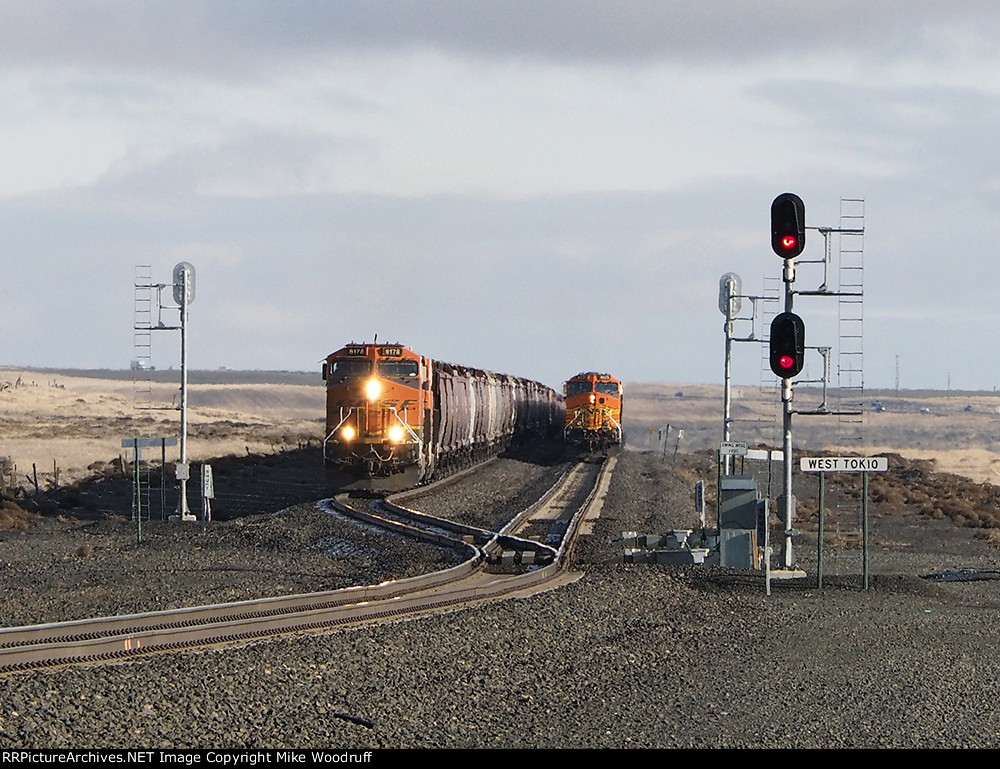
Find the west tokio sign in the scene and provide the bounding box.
[799,456,888,473]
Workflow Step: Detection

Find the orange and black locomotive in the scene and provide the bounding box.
[323,342,563,487]
[323,343,428,482]
[563,372,623,449]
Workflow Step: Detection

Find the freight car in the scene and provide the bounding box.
[563,372,624,449]
[322,342,564,487]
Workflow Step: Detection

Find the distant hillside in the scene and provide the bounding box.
[622,381,1000,455]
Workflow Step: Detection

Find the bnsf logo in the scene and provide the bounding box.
[333,399,418,411]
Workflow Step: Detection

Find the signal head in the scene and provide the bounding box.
[771,193,805,258]
[769,312,805,378]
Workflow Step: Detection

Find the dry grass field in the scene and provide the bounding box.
[2,367,1000,527]
[4,368,1000,484]
[0,368,324,493]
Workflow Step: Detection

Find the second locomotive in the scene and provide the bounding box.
[563,371,624,449]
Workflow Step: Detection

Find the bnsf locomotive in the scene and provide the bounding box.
[323,342,564,486]
[563,372,624,449]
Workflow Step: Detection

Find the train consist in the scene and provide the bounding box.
[323,342,564,486]
[563,372,624,449]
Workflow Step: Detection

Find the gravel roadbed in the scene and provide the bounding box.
[3,451,1000,748]
[0,506,463,627]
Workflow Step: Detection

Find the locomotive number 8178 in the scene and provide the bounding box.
[322,341,565,489]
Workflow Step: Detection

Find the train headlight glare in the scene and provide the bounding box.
[365,378,382,401]
[388,425,405,443]
[341,425,356,441]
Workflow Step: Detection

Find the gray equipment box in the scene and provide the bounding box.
[719,475,759,529]
[719,528,758,569]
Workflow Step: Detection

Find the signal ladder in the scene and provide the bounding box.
[133,266,154,413]
[831,198,867,568]
[757,275,783,435]
[132,265,179,521]
[132,266,154,523]
[836,198,865,445]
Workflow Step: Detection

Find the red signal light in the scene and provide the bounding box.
[769,312,805,378]
[771,193,805,258]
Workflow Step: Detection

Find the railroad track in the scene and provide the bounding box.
[0,457,615,673]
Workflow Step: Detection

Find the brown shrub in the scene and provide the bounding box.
[979,511,1000,528]
[974,530,1000,547]
[0,499,35,530]
[905,490,932,506]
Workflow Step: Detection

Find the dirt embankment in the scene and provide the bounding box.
[625,381,1000,484]
[674,448,1000,550]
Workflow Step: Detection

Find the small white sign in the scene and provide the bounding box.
[202,464,215,499]
[799,456,888,473]
[746,448,783,462]
[720,441,749,456]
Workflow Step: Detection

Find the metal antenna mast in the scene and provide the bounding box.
[172,262,196,520]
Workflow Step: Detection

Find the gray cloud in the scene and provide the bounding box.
[3,1,1000,76]
[3,3,1000,392]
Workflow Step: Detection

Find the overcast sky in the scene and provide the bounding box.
[2,1,1000,391]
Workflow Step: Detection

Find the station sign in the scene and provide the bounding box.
[799,456,888,473]
[719,441,749,456]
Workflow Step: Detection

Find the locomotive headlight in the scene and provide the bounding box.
[365,378,382,402]
[388,425,405,443]
[341,425,356,441]
[589,393,596,404]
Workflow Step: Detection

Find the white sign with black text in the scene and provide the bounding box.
[799,456,888,473]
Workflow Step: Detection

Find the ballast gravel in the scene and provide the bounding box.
[2,451,1000,749]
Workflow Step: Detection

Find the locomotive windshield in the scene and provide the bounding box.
[329,359,373,379]
[565,381,592,397]
[377,360,419,380]
[595,382,620,395]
